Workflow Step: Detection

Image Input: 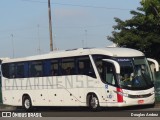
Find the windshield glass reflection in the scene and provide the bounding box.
[116,58,153,89]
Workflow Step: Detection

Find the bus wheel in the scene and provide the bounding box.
[23,96,32,111]
[89,94,100,111]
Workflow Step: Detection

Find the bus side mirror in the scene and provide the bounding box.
[102,59,120,74]
[147,58,159,72]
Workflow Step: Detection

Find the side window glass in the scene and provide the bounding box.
[16,63,25,78]
[103,62,116,85]
[2,64,9,78]
[77,56,96,78]
[50,59,59,76]
[61,58,75,75]
[9,64,16,78]
[93,55,110,79]
[29,61,43,77]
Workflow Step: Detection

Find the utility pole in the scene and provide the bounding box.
[53,34,57,50]
[48,0,53,51]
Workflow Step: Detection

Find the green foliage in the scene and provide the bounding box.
[108,0,160,61]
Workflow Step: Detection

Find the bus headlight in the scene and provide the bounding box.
[123,93,128,97]
[151,91,155,94]
[114,91,128,97]
[118,92,128,97]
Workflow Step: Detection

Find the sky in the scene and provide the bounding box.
[0,0,141,58]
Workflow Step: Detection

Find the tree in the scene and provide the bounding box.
[108,0,160,61]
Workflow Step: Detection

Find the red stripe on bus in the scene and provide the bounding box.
[117,88,123,102]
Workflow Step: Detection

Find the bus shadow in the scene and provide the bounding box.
[16,105,153,112]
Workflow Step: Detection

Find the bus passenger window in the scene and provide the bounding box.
[9,64,16,78]
[93,55,109,79]
[61,58,75,76]
[65,67,72,75]
[16,63,25,78]
[50,60,59,76]
[78,62,84,74]
[2,64,9,78]
[97,63,103,76]
[77,56,96,78]
[29,61,43,77]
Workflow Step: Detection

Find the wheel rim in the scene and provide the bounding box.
[90,97,98,109]
[24,99,30,109]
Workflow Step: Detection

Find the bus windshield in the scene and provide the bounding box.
[115,57,154,90]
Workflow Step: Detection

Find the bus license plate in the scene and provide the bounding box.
[138,100,144,104]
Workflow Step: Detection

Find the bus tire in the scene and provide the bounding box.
[22,96,32,112]
[88,94,100,111]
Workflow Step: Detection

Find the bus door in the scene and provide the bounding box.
[102,59,120,103]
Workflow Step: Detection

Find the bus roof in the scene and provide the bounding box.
[2,47,144,63]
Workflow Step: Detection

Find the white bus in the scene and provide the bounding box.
[0,48,159,111]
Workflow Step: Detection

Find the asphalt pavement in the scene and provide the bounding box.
[0,103,160,117]
[0,103,160,111]
[0,102,160,112]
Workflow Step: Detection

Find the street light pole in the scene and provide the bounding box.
[48,0,53,51]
